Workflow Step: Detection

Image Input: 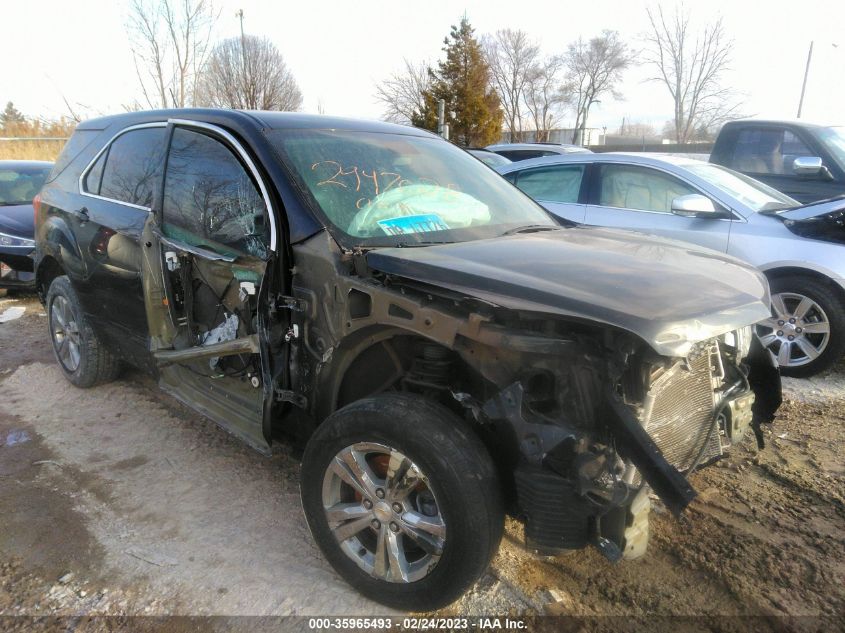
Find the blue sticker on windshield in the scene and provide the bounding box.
[377,214,450,236]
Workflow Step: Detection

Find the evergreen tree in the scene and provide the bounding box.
[0,102,25,130]
[413,18,503,147]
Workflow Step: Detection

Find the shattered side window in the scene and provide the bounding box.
[162,127,269,259]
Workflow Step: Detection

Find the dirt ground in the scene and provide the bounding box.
[0,290,843,626]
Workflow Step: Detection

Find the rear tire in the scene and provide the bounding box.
[301,393,504,612]
[759,276,845,378]
[46,275,121,387]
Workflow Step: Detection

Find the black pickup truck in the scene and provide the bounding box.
[710,119,845,203]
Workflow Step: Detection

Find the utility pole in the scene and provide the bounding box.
[236,9,247,106]
[797,40,814,119]
[437,99,446,139]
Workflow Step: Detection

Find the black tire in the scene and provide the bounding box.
[301,394,504,612]
[46,275,121,388]
[765,275,845,378]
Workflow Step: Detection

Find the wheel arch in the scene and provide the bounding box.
[35,255,65,302]
[762,266,845,302]
[313,324,474,424]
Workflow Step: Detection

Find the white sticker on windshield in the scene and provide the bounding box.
[377,214,450,236]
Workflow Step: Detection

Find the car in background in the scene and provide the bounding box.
[710,119,845,203]
[485,142,592,162]
[466,148,512,168]
[498,152,845,377]
[0,160,52,289]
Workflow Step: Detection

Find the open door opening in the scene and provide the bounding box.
[140,121,282,454]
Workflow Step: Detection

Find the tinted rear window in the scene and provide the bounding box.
[514,164,585,203]
[99,127,167,207]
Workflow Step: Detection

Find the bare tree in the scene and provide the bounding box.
[195,35,303,110]
[645,4,739,143]
[523,55,570,142]
[374,59,432,125]
[618,120,658,137]
[127,0,217,108]
[483,29,540,142]
[565,30,631,145]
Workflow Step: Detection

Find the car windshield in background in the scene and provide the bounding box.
[818,126,845,168]
[685,163,799,212]
[0,165,51,206]
[468,150,512,168]
[268,130,555,247]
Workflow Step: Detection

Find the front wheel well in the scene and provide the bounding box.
[334,334,481,412]
[763,267,845,301]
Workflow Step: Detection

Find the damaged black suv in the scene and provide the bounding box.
[34,110,780,611]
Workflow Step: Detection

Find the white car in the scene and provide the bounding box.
[498,152,845,376]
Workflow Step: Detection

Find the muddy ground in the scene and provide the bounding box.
[0,291,843,628]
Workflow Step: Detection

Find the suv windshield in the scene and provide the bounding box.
[0,164,51,206]
[685,163,799,212]
[268,129,556,247]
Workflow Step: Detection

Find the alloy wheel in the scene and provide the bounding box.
[51,295,81,372]
[321,442,446,584]
[756,292,831,368]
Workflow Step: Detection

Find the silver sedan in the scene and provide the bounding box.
[498,152,845,377]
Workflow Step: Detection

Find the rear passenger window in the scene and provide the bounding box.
[162,127,269,259]
[514,165,585,203]
[98,127,167,207]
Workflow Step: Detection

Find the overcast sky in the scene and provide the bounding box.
[3,0,844,132]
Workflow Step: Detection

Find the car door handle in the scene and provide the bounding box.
[73,207,90,221]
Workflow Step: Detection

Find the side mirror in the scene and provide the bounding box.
[793,156,832,180]
[793,156,823,176]
[671,194,719,218]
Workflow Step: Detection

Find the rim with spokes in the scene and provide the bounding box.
[756,292,831,368]
[321,442,446,584]
[51,295,81,372]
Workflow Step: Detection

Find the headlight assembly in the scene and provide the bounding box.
[0,232,35,248]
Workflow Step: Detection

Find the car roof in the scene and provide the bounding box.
[722,118,841,129]
[495,151,706,173]
[77,109,435,137]
[485,142,588,153]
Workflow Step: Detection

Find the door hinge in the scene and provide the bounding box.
[275,389,307,408]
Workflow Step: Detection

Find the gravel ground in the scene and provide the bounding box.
[0,290,843,627]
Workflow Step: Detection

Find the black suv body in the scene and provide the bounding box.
[35,110,780,610]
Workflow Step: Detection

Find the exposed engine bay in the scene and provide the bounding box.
[281,231,782,562]
[781,208,845,245]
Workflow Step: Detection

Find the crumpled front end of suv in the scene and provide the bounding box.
[288,227,781,561]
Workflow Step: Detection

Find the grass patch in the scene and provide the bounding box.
[0,139,67,161]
